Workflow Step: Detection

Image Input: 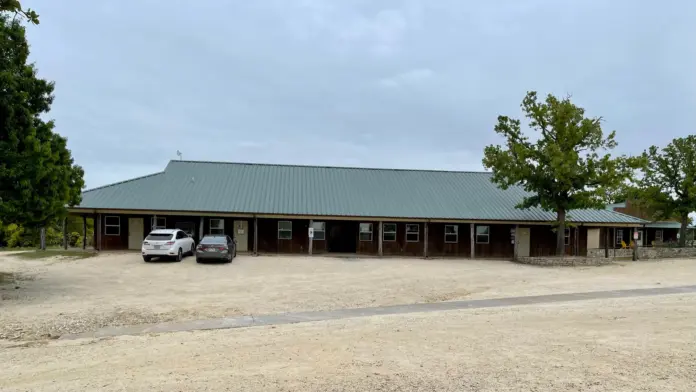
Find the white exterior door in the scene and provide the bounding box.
[517,227,531,257]
[637,230,644,247]
[234,220,249,252]
[128,218,144,250]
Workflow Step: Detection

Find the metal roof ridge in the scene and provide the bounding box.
[165,159,495,175]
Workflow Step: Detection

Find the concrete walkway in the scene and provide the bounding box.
[61,285,696,340]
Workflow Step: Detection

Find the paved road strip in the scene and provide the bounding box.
[61,285,696,340]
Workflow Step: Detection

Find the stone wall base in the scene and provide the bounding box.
[587,247,696,260]
[516,257,613,267]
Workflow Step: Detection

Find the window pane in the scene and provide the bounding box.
[445,233,458,243]
[210,229,224,235]
[314,231,325,240]
[201,236,226,244]
[105,216,119,226]
[210,219,224,229]
[146,233,173,240]
[105,226,119,235]
[476,226,489,235]
[278,230,292,240]
[311,221,325,231]
[384,223,396,233]
[476,234,489,244]
[383,232,396,242]
[359,232,372,242]
[359,223,372,233]
[406,233,419,242]
[152,217,166,228]
[445,225,458,234]
[406,224,419,233]
[278,221,292,231]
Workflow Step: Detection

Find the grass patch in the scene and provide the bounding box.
[14,250,97,260]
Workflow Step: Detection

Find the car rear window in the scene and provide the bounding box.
[201,236,227,244]
[146,233,173,241]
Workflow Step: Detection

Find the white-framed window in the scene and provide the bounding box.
[475,225,490,244]
[151,216,166,230]
[616,230,623,245]
[444,225,458,243]
[210,218,224,235]
[311,221,325,240]
[359,223,373,242]
[175,222,195,237]
[383,223,397,242]
[655,230,663,242]
[405,224,420,242]
[104,216,120,236]
[278,221,292,240]
[565,228,570,246]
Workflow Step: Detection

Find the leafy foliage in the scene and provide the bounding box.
[0,0,38,24]
[0,14,84,228]
[631,136,696,246]
[482,91,643,255]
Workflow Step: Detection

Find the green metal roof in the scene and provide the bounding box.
[644,221,682,229]
[77,161,646,224]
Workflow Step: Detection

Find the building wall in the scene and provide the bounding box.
[90,213,600,258]
[530,225,587,256]
[427,223,471,257]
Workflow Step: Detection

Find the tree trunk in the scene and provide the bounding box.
[679,213,688,247]
[556,209,566,256]
[40,227,46,251]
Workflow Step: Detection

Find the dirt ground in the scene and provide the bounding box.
[1,294,694,392]
[1,252,696,340]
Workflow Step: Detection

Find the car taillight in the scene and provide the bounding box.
[165,241,175,245]
[143,241,149,245]
[196,244,203,250]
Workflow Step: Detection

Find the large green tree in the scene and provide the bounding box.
[482,92,643,256]
[0,14,84,233]
[632,136,696,246]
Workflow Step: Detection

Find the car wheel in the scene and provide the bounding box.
[143,256,151,262]
[196,257,201,263]
[176,248,183,262]
[190,244,195,256]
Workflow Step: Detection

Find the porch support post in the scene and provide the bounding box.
[253,216,258,256]
[308,219,314,255]
[575,226,579,256]
[96,213,102,251]
[423,222,429,259]
[152,215,156,230]
[604,227,609,258]
[199,216,204,240]
[62,217,68,250]
[470,223,475,259]
[82,215,87,250]
[613,227,616,258]
[513,224,519,261]
[633,227,638,261]
[378,221,383,257]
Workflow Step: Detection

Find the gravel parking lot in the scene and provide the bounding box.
[1,294,694,392]
[1,252,696,340]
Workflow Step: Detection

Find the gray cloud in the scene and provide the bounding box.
[24,0,696,188]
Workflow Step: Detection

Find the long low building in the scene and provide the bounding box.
[69,160,646,258]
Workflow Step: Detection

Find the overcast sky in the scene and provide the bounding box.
[25,0,696,189]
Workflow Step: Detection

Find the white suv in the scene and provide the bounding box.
[142,229,195,262]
